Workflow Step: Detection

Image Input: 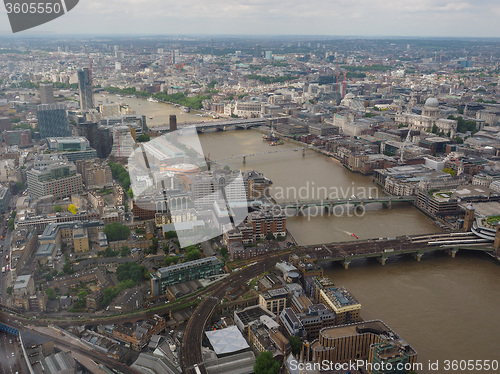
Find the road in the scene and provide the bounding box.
[0,226,12,307]
[181,250,292,374]
[0,330,25,374]
[10,324,142,374]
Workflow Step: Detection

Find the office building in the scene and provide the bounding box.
[314,277,361,325]
[302,320,417,373]
[76,159,113,189]
[37,103,71,139]
[0,117,12,132]
[151,256,224,296]
[27,160,83,200]
[78,68,94,110]
[4,129,32,147]
[247,208,287,239]
[259,288,289,314]
[0,185,11,213]
[39,83,55,104]
[191,169,248,210]
[46,136,97,162]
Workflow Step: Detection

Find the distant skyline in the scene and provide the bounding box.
[0,0,499,37]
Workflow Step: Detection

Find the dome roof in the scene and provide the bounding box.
[424,97,439,108]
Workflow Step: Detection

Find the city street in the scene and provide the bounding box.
[0,331,23,374]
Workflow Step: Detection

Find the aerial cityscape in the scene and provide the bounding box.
[0,3,499,374]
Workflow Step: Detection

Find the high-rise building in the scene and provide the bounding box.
[302,320,417,372]
[39,83,55,104]
[27,158,83,200]
[37,103,71,139]
[77,68,94,110]
[0,117,12,132]
[5,130,32,147]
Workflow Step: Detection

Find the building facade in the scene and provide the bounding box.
[78,68,94,110]
[151,256,224,296]
[37,103,71,139]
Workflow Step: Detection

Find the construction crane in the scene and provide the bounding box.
[205,153,211,171]
[342,70,347,99]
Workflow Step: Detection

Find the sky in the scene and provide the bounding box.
[1,0,500,37]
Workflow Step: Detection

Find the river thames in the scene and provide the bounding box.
[113,95,500,373]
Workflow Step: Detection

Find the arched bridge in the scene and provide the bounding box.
[155,118,267,133]
[249,196,416,214]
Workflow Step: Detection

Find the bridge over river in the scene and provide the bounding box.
[301,231,498,268]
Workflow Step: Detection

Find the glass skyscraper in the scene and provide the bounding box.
[78,68,94,110]
[37,103,71,139]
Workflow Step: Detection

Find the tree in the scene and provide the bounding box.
[220,247,228,257]
[431,124,438,134]
[187,249,201,261]
[164,256,173,266]
[6,286,13,295]
[455,136,464,144]
[68,204,77,215]
[254,351,280,374]
[54,205,63,212]
[121,246,131,257]
[265,233,275,241]
[7,219,14,231]
[15,182,24,192]
[63,259,73,275]
[46,288,56,300]
[74,291,88,309]
[442,168,456,177]
[116,262,144,285]
[288,335,303,356]
[104,222,131,242]
[137,134,151,142]
[103,247,119,257]
[164,231,178,239]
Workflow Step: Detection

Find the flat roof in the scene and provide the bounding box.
[321,320,389,340]
[205,325,249,355]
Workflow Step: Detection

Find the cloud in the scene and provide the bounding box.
[20,0,500,37]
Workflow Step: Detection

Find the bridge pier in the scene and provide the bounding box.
[343,261,350,270]
[242,156,246,164]
[302,148,306,157]
[377,256,387,266]
[447,248,458,258]
[412,252,424,262]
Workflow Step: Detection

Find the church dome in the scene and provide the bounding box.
[424,97,439,108]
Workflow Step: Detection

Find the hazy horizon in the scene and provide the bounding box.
[0,0,499,38]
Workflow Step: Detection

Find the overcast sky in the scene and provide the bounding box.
[1,0,500,37]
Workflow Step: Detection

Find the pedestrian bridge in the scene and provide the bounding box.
[156,118,267,133]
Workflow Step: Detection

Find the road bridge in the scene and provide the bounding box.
[155,118,267,133]
[303,231,496,268]
[248,196,416,215]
